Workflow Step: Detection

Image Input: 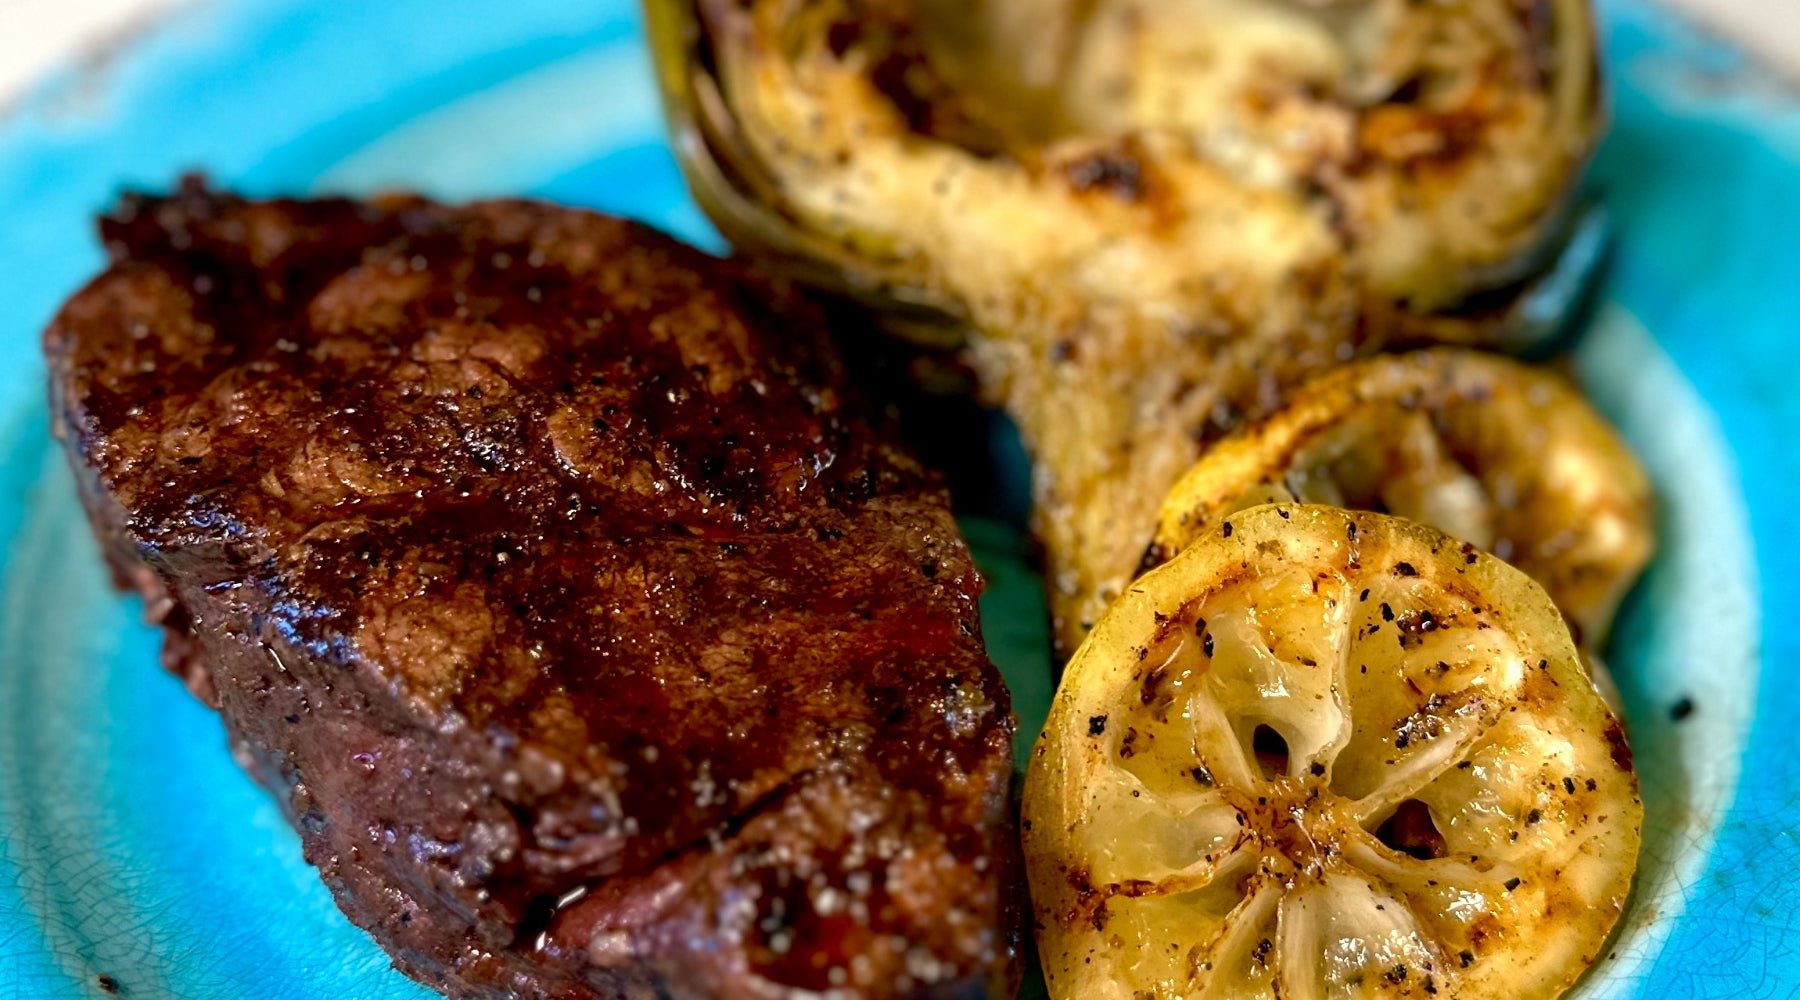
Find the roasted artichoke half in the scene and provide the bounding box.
[649,0,1605,660]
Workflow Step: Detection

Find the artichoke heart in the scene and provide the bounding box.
[650,0,1602,658]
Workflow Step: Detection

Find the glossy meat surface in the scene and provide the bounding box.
[45,181,1019,1000]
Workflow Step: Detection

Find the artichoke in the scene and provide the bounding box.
[648,0,1605,658]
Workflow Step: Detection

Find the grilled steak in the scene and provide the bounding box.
[45,180,1020,1000]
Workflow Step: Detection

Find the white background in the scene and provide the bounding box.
[0,0,1797,105]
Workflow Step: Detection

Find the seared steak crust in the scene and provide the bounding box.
[45,180,1019,1000]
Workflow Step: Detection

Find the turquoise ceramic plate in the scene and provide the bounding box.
[0,2,1795,997]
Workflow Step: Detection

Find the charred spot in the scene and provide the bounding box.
[1191,764,1216,787]
[1140,664,1168,706]
[865,36,1005,155]
[1393,695,1450,749]
[1091,900,1110,931]
[1394,609,1441,648]
[96,975,121,994]
[1670,696,1695,722]
[1459,950,1476,968]
[1393,561,1418,577]
[1385,965,1408,984]
[1503,877,1522,892]
[1112,879,1159,899]
[1396,609,1439,632]
[1251,938,1274,966]
[1088,714,1109,737]
[1221,521,1234,538]
[1063,148,1146,200]
[1066,867,1095,897]
[1605,721,1635,772]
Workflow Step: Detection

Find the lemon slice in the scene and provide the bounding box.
[1023,504,1641,1000]
[1141,350,1653,651]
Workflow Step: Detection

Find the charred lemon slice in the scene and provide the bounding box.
[1023,505,1641,1000]
[1140,350,1653,652]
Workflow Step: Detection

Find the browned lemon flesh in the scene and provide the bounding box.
[1023,505,1641,1000]
[1135,349,1654,654]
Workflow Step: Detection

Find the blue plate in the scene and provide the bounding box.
[0,2,1794,997]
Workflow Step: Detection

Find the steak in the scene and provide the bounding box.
[45,179,1020,1000]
